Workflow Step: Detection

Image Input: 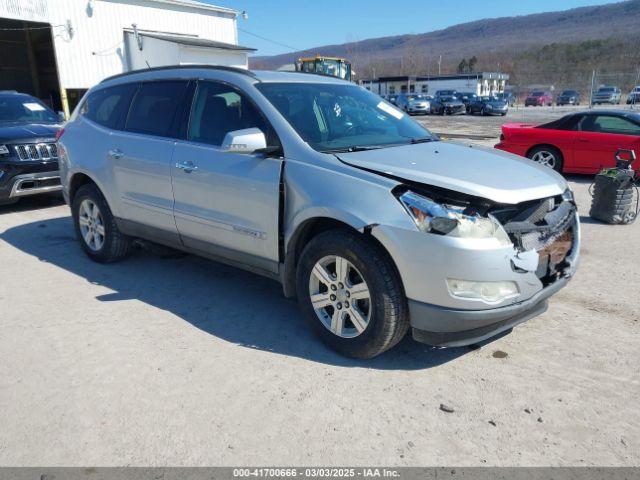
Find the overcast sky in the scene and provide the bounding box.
[206,0,622,56]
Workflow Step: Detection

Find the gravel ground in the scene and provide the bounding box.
[0,113,639,466]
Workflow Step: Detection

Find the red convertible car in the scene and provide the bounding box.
[495,110,640,173]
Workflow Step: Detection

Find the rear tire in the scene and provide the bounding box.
[72,183,132,263]
[527,146,564,173]
[296,229,409,359]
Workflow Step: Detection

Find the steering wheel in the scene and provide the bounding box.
[344,123,364,136]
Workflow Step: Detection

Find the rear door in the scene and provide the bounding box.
[110,80,190,241]
[171,80,283,273]
[574,114,640,173]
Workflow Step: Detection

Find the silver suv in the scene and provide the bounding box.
[58,66,580,358]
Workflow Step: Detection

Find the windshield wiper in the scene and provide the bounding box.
[323,145,387,153]
[409,137,435,144]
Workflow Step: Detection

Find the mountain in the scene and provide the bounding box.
[250,0,640,85]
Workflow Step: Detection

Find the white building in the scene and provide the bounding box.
[361,73,509,97]
[0,0,254,115]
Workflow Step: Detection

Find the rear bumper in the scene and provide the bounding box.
[410,277,568,347]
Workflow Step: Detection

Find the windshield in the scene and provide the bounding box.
[598,87,615,93]
[257,83,434,153]
[562,91,577,95]
[0,95,58,123]
[406,94,425,101]
[532,92,545,97]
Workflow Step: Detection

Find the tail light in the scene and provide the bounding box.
[55,128,65,141]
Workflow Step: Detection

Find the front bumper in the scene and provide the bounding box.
[372,210,580,347]
[483,107,508,115]
[592,96,615,103]
[410,277,566,347]
[407,104,429,114]
[0,161,61,200]
[444,105,466,115]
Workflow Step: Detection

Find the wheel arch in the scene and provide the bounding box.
[68,172,96,203]
[526,143,564,159]
[281,215,401,300]
[68,171,116,212]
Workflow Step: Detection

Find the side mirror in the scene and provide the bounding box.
[221,128,267,154]
[57,111,66,121]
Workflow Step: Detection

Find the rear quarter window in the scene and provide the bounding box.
[81,83,137,129]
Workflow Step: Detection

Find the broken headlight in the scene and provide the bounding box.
[398,191,512,245]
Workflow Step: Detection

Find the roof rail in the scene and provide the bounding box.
[0,90,19,93]
[101,64,259,83]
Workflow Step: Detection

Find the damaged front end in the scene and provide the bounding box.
[491,190,579,286]
[386,180,579,308]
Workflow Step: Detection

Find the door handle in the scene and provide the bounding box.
[108,148,124,159]
[175,161,198,173]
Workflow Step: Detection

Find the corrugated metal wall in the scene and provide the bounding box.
[1,0,239,89]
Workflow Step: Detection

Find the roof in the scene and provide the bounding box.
[133,31,255,52]
[144,0,238,16]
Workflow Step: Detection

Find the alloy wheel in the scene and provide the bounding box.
[308,255,371,338]
[78,199,105,251]
[531,150,557,169]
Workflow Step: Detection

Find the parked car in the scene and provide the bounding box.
[525,91,553,107]
[626,86,640,105]
[556,90,581,106]
[495,110,640,173]
[395,93,431,115]
[456,92,477,112]
[495,92,516,107]
[0,90,64,205]
[430,94,466,115]
[591,86,621,105]
[468,95,508,116]
[59,66,579,358]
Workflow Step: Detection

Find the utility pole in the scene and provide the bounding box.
[438,55,442,75]
[589,70,596,109]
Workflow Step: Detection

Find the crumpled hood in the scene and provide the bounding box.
[0,122,61,143]
[336,141,567,204]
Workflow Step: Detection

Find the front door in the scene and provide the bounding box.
[574,114,640,173]
[171,80,283,274]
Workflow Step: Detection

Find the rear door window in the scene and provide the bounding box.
[125,81,189,137]
[81,83,137,129]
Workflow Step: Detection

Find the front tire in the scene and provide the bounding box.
[296,229,409,359]
[72,184,132,263]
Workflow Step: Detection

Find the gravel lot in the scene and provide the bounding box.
[0,108,638,466]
